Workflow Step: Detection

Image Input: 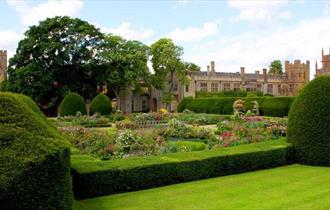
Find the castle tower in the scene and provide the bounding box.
[0,50,7,81]
[284,59,310,95]
[315,48,330,77]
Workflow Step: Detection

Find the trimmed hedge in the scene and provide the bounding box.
[89,93,112,116]
[71,139,292,199]
[59,92,87,116]
[262,97,295,117]
[178,96,295,117]
[288,76,330,165]
[0,92,72,210]
[195,90,264,98]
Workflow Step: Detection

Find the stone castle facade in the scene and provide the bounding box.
[120,60,310,113]
[315,48,330,77]
[183,60,309,98]
[0,50,7,82]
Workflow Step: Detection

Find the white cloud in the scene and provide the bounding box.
[228,0,291,25]
[6,0,84,27]
[187,16,330,79]
[0,30,22,59]
[167,20,221,43]
[103,22,154,41]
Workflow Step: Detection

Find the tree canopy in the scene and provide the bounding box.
[100,35,150,109]
[3,16,104,114]
[268,60,283,75]
[151,38,187,111]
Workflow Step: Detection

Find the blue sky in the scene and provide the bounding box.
[0,0,330,76]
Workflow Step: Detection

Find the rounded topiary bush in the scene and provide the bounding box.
[59,92,87,116]
[0,92,72,210]
[89,93,112,115]
[288,76,330,165]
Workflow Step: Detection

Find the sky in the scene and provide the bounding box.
[0,0,330,76]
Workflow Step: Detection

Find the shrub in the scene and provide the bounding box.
[59,92,87,116]
[0,92,72,210]
[177,96,294,117]
[167,141,206,152]
[89,93,112,116]
[71,139,291,199]
[288,76,330,165]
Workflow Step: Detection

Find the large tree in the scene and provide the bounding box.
[100,35,150,109]
[151,38,187,111]
[4,16,104,114]
[268,60,283,75]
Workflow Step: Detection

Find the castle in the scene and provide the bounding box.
[183,60,309,98]
[0,50,7,82]
[121,60,310,113]
[315,48,330,77]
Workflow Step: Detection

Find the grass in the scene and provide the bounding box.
[74,164,330,210]
[71,138,288,173]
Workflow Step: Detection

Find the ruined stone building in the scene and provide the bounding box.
[0,50,7,82]
[315,48,330,77]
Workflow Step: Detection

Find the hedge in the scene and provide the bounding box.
[59,92,87,116]
[0,92,72,210]
[288,75,330,165]
[71,139,292,199]
[178,96,295,117]
[89,93,112,116]
[195,90,264,98]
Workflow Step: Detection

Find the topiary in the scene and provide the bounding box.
[59,92,87,116]
[288,75,330,165]
[89,93,112,116]
[0,92,72,210]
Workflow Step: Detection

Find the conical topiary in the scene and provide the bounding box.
[89,93,112,116]
[59,92,87,116]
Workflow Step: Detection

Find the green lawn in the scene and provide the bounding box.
[74,164,330,210]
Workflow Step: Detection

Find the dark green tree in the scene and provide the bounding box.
[268,60,283,75]
[151,38,187,111]
[3,16,104,115]
[100,35,151,110]
[185,62,201,71]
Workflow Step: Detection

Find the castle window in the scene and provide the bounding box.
[211,82,218,92]
[267,84,273,93]
[185,85,189,92]
[200,82,207,92]
[223,83,230,91]
[234,83,240,91]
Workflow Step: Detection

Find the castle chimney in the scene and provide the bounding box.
[210,61,215,72]
[240,67,245,74]
[255,70,260,75]
[240,67,245,83]
[315,61,318,70]
[322,48,324,57]
[263,68,267,83]
[207,65,210,73]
